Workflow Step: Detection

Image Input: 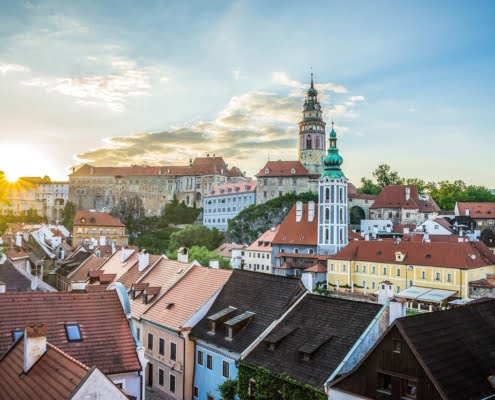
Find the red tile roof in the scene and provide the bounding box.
[0,291,141,375]
[5,248,29,260]
[304,263,327,273]
[0,336,90,399]
[456,202,495,219]
[117,254,161,288]
[348,230,364,241]
[331,240,495,269]
[74,210,125,227]
[349,193,377,201]
[206,180,257,197]
[371,185,440,213]
[143,266,232,331]
[255,161,314,177]
[214,243,247,257]
[247,225,280,251]
[272,203,318,246]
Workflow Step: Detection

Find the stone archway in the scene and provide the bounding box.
[350,205,366,226]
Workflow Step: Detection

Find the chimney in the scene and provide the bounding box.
[111,242,117,254]
[295,201,303,223]
[177,248,188,263]
[389,298,407,324]
[405,187,411,201]
[308,201,315,222]
[0,281,5,293]
[16,233,22,247]
[209,260,220,269]
[465,208,470,216]
[138,250,150,272]
[121,246,134,263]
[423,233,430,243]
[24,324,47,373]
[99,236,106,246]
[403,227,410,234]
[70,281,86,292]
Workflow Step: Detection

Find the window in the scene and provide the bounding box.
[342,264,346,272]
[330,264,334,271]
[383,267,387,275]
[372,266,376,274]
[207,354,213,370]
[158,368,164,386]
[12,329,23,342]
[447,273,452,282]
[170,342,177,361]
[148,333,153,350]
[169,374,176,393]
[65,324,82,342]
[136,327,141,341]
[421,271,426,280]
[194,386,199,398]
[378,373,392,394]
[198,350,204,365]
[397,268,401,277]
[363,265,366,273]
[435,272,441,281]
[355,265,359,272]
[393,339,401,353]
[372,282,375,289]
[207,395,214,400]
[159,338,165,355]
[222,360,230,378]
[402,379,417,399]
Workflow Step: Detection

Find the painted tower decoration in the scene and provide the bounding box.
[317,123,348,255]
[298,73,327,175]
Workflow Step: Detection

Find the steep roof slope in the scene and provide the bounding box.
[244,295,383,388]
[456,202,495,218]
[0,291,141,375]
[371,185,440,213]
[74,211,125,227]
[191,270,305,353]
[272,203,318,246]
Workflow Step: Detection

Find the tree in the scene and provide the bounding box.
[168,225,224,252]
[427,180,495,210]
[61,201,77,231]
[177,245,231,269]
[218,379,238,400]
[356,177,380,195]
[372,164,404,188]
[162,196,201,225]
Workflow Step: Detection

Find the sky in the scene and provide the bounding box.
[0,0,494,187]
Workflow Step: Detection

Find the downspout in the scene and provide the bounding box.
[325,301,389,387]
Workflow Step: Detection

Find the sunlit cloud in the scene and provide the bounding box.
[0,62,29,75]
[20,58,169,112]
[73,74,365,175]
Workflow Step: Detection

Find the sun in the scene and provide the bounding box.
[0,143,55,183]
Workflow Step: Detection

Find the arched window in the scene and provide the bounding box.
[339,228,343,243]
[315,136,320,149]
[339,188,343,203]
[339,208,343,223]
[306,135,312,149]
[325,208,330,221]
[294,248,299,254]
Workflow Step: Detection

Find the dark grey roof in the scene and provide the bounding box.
[0,260,39,292]
[243,294,383,389]
[57,251,91,277]
[395,298,495,400]
[191,270,304,354]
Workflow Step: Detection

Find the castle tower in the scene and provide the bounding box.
[298,73,326,175]
[317,123,348,255]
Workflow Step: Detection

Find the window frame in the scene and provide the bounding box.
[147,333,153,351]
[169,373,176,393]
[170,341,177,361]
[207,354,213,370]
[65,324,83,342]
[222,360,230,378]
[158,368,164,386]
[159,337,165,356]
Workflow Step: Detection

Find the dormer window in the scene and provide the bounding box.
[90,218,96,223]
[290,168,296,174]
[395,252,405,262]
[264,168,269,174]
[207,306,237,334]
[225,311,255,340]
[80,218,86,223]
[65,324,82,342]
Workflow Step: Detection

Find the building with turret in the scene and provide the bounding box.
[298,73,327,175]
[317,124,348,255]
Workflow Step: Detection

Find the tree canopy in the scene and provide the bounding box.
[168,224,224,252]
[357,164,495,210]
[168,245,231,269]
[61,201,76,231]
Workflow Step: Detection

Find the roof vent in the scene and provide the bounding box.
[207,306,237,334]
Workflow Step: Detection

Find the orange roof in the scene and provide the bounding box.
[6,248,29,260]
[69,255,107,282]
[348,229,364,241]
[73,211,125,227]
[206,180,257,197]
[214,243,247,257]
[273,203,318,246]
[456,202,495,219]
[87,249,139,284]
[143,266,232,330]
[117,254,161,288]
[255,161,314,177]
[247,225,280,251]
[371,185,440,213]
[128,258,190,320]
[305,263,327,273]
[331,240,495,269]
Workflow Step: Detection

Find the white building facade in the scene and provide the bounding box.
[203,181,257,232]
[317,125,348,256]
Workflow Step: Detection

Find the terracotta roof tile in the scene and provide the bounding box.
[74,211,125,227]
[0,291,141,375]
[273,203,318,246]
[143,266,232,331]
[247,225,280,251]
[214,243,247,257]
[255,161,314,177]
[456,202,495,219]
[206,180,257,197]
[331,240,495,269]
[304,263,327,273]
[118,254,161,288]
[371,185,440,212]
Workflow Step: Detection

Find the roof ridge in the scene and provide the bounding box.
[46,342,90,371]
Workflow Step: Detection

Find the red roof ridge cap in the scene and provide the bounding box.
[46,341,90,370]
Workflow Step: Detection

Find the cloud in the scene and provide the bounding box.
[21,58,167,112]
[73,73,365,175]
[0,62,29,75]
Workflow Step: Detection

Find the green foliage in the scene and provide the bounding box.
[61,201,76,231]
[168,225,224,252]
[162,196,201,225]
[167,245,231,269]
[226,191,318,244]
[357,164,495,210]
[129,219,179,254]
[238,364,326,400]
[218,378,238,400]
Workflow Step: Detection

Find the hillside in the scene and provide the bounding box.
[225,191,317,245]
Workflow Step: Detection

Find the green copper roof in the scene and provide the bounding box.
[321,126,346,179]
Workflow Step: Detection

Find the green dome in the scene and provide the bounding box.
[329,127,337,139]
[324,147,343,168]
[320,125,346,179]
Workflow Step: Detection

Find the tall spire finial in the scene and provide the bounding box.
[332,120,334,130]
[310,68,314,87]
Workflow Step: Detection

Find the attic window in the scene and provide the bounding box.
[298,333,332,361]
[376,250,382,255]
[264,168,269,174]
[291,168,296,174]
[90,218,96,223]
[225,311,255,340]
[12,329,23,343]
[166,303,175,310]
[265,326,297,351]
[80,218,86,223]
[426,254,431,259]
[207,306,237,334]
[65,324,82,342]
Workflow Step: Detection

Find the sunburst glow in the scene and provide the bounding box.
[0,143,55,182]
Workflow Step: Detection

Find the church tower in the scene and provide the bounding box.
[298,73,326,175]
[317,123,348,255]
